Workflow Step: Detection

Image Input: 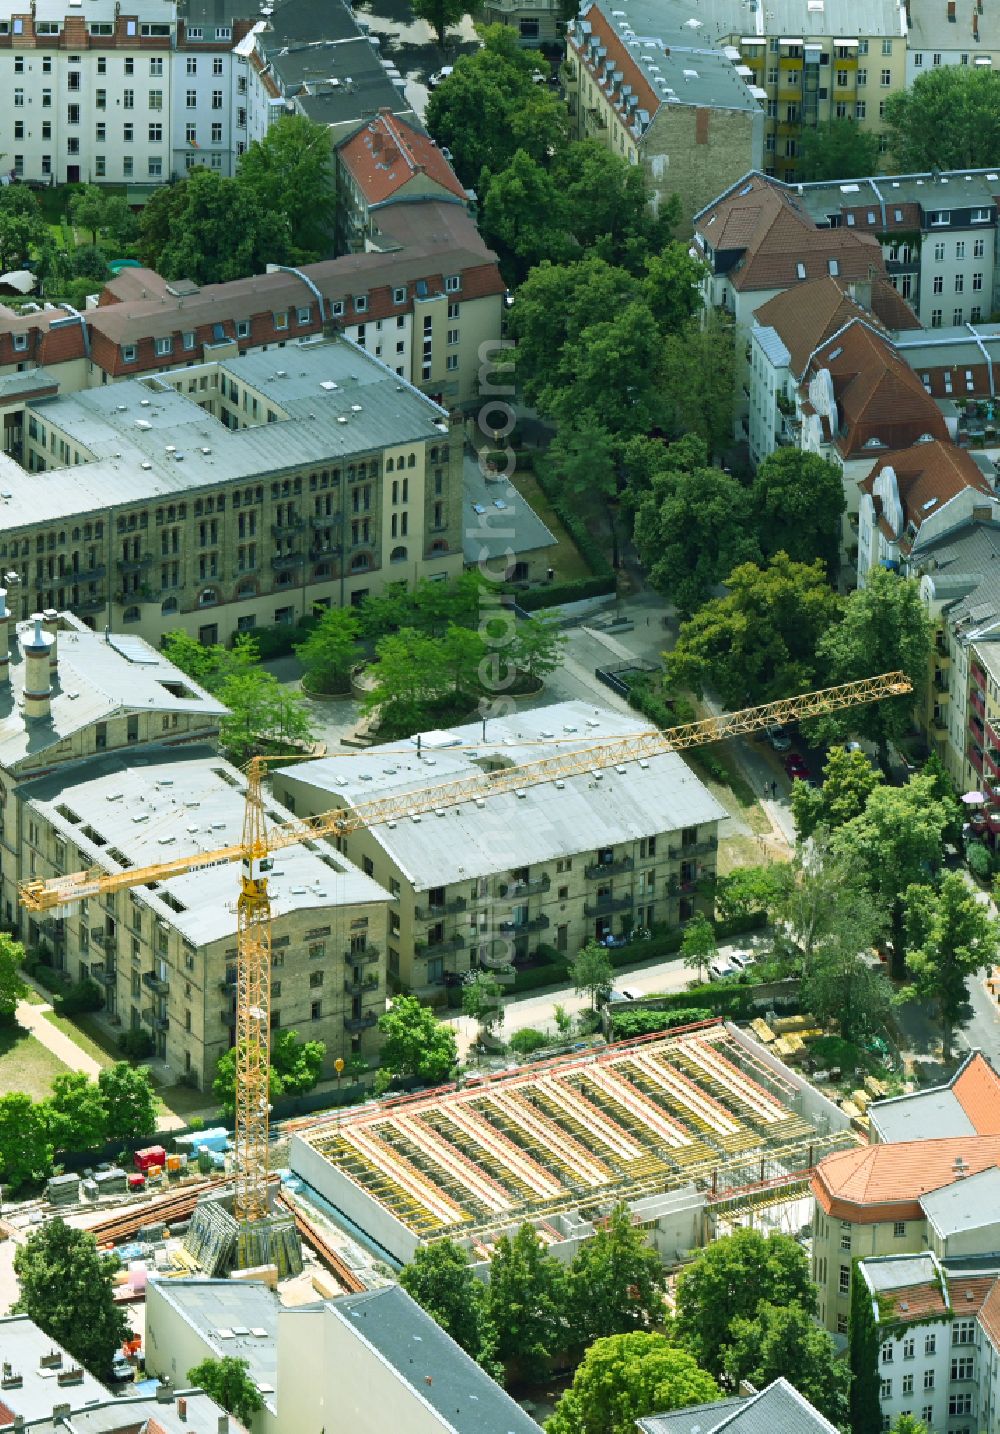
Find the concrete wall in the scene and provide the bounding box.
[726,1022,852,1134]
[289,1132,421,1264]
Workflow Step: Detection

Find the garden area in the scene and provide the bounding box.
[0,182,141,311]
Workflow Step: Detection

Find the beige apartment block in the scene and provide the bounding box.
[0,339,464,647]
[273,703,724,999]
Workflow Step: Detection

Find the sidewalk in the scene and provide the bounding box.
[15,997,101,1080]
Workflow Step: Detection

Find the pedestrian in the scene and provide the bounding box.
[770,780,777,799]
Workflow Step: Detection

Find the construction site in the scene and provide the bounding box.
[289,1020,858,1266]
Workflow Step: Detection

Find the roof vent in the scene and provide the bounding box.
[140,398,151,407]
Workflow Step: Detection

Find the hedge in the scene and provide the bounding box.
[527,453,614,577]
[610,1006,709,1040]
[516,574,617,610]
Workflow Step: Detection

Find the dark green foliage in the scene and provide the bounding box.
[377,997,457,1086]
[117,1029,155,1059]
[721,1302,850,1426]
[55,977,104,1016]
[883,65,1000,171]
[485,1223,568,1382]
[14,1220,130,1376]
[797,119,881,180]
[188,1356,265,1427]
[508,1027,551,1055]
[849,1262,882,1434]
[0,1092,53,1189]
[566,1205,668,1350]
[399,1241,499,1371]
[610,1007,716,1040]
[967,840,992,881]
[751,450,846,580]
[0,931,26,1023]
[547,1333,719,1434]
[97,1063,158,1146]
[47,1072,108,1154]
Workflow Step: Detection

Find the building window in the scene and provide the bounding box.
[880,1379,892,1399]
[857,68,867,84]
[914,51,923,64]
[893,1221,906,1237]
[880,68,891,84]
[953,1321,976,1345]
[150,57,164,75]
[855,100,866,117]
[902,1375,913,1396]
[839,1266,850,1295]
[236,320,250,339]
[949,1395,973,1417]
[881,1343,894,1364]
[445,275,460,292]
[931,309,942,328]
[155,337,172,357]
[882,37,892,52]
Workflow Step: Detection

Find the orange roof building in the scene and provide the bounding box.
[868,1051,1000,1143]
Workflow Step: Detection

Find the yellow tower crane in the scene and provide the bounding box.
[17,669,912,1233]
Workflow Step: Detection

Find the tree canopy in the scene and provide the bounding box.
[485,1223,567,1383]
[235,114,334,261]
[0,930,26,1022]
[0,186,48,273]
[566,1205,667,1351]
[14,1220,130,1376]
[295,607,360,694]
[213,1030,325,1116]
[567,940,613,1009]
[791,744,882,841]
[140,167,291,284]
[0,1092,53,1191]
[904,872,997,1058]
[797,118,881,181]
[96,1062,158,1146]
[547,1333,719,1434]
[665,555,840,708]
[376,996,457,1088]
[188,1356,265,1427]
[883,65,1000,172]
[400,1240,499,1371]
[751,450,846,579]
[721,1301,850,1427]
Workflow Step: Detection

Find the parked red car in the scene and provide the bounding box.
[784,753,810,781]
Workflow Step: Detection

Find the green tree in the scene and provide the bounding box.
[481,150,572,285]
[547,1332,719,1434]
[295,607,360,694]
[188,1356,265,1427]
[659,312,735,461]
[235,114,334,261]
[47,1072,107,1154]
[0,930,26,1022]
[922,751,965,850]
[634,457,758,616]
[97,1062,158,1145]
[439,623,487,702]
[567,940,613,1009]
[883,65,1000,171]
[791,744,882,841]
[377,996,457,1086]
[485,1223,567,1382]
[815,569,931,776]
[138,181,190,270]
[100,196,139,252]
[713,864,786,924]
[510,611,566,680]
[680,914,716,984]
[801,944,894,1045]
[665,555,840,708]
[425,28,567,187]
[68,185,106,245]
[0,187,48,272]
[271,1028,326,1095]
[904,871,997,1058]
[546,413,622,564]
[142,168,291,285]
[14,1219,129,1376]
[462,970,504,1038]
[771,835,885,973]
[641,242,706,332]
[411,0,467,44]
[399,1240,498,1370]
[554,142,680,271]
[721,1302,850,1427]
[674,1228,816,1376]
[834,775,952,977]
[751,450,846,580]
[213,1042,285,1118]
[797,118,881,181]
[0,1092,53,1190]
[890,1417,930,1434]
[566,1205,667,1350]
[217,669,314,763]
[849,1262,881,1434]
[362,628,456,738]
[161,629,258,692]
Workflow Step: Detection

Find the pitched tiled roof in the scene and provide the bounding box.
[953,1051,1000,1134]
[876,1273,995,1324]
[979,1278,1000,1349]
[337,110,467,207]
[753,277,889,377]
[805,321,947,458]
[811,1136,1000,1222]
[861,440,993,549]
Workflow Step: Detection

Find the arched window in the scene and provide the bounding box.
[161,597,178,616]
[389,546,407,563]
[123,605,141,623]
[386,457,394,472]
[407,453,416,468]
[197,587,218,608]
[236,578,256,599]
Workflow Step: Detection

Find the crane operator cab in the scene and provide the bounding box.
[243,855,274,883]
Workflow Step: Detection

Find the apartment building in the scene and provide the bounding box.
[171,0,271,179]
[859,1250,1000,1434]
[482,0,561,45]
[0,614,388,1087]
[791,168,1000,326]
[811,1051,1000,1333]
[335,110,472,255]
[906,0,1000,80]
[272,702,724,998]
[563,0,765,230]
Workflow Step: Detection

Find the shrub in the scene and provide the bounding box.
[238,617,318,660]
[967,840,991,881]
[810,1035,862,1073]
[508,1028,550,1056]
[116,1029,155,1059]
[54,978,104,1016]
[516,575,616,611]
[610,1007,711,1040]
[31,964,72,994]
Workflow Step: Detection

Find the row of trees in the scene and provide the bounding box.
[0,1062,159,1191]
[139,115,334,283]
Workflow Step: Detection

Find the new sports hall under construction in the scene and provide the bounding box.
[289,1020,857,1267]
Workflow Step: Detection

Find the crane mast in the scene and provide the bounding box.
[235,759,272,1224]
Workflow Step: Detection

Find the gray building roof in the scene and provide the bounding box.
[276,701,726,890]
[921,1166,1000,1238]
[913,524,1000,639]
[20,1389,233,1433]
[861,1252,940,1294]
[609,0,902,45]
[639,1379,839,1434]
[0,1315,109,1421]
[23,747,389,945]
[0,620,226,777]
[0,338,449,531]
[907,0,1000,52]
[147,1279,297,1415]
[328,1285,543,1433]
[789,169,1000,227]
[462,454,556,566]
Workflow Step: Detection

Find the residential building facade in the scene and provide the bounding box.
[0,339,466,646]
[272,703,724,998]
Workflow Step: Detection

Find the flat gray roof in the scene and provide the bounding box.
[0,1315,109,1421]
[0,338,449,531]
[907,0,1000,52]
[0,620,226,776]
[869,1088,978,1143]
[862,1252,939,1293]
[921,1167,1000,1238]
[147,1279,294,1413]
[276,701,726,890]
[24,746,389,945]
[328,1285,543,1433]
[21,1389,231,1433]
[462,454,556,565]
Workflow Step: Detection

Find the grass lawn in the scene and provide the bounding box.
[0,1023,69,1099]
[509,469,594,583]
[42,1009,117,1069]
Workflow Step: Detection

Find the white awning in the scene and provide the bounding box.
[0,269,36,293]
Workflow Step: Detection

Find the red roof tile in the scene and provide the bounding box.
[860,440,993,548]
[953,1052,1000,1136]
[338,110,466,207]
[979,1278,1000,1349]
[812,1136,1000,1222]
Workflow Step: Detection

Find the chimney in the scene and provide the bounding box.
[947,0,956,17]
[22,614,53,722]
[178,1397,188,1422]
[973,9,979,36]
[42,608,59,674]
[0,589,8,686]
[12,1418,24,1432]
[217,1416,229,1434]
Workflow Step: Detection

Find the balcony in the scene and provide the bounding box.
[271,518,305,538]
[584,856,633,879]
[343,1012,378,1033]
[116,553,153,574]
[154,1013,169,1032]
[934,674,951,697]
[584,894,633,917]
[972,663,987,690]
[343,973,379,995]
[344,945,379,965]
[309,513,338,529]
[971,689,986,720]
[142,970,169,995]
[499,874,551,897]
[499,913,550,934]
[970,746,984,775]
[271,552,304,572]
[585,106,607,130]
[93,964,117,987]
[415,934,466,956]
[75,595,107,614]
[415,896,467,920]
[65,562,106,582]
[684,837,719,857]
